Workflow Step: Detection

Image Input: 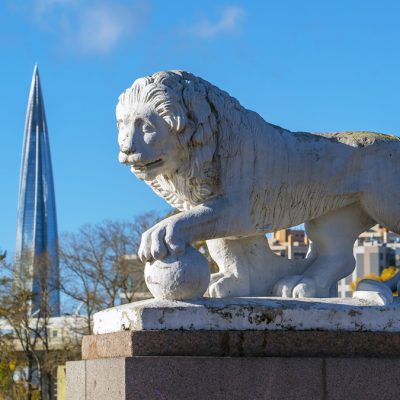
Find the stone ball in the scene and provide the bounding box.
[144,246,211,300]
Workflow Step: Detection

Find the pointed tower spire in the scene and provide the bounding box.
[15,65,60,317]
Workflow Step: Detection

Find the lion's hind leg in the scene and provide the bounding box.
[207,238,251,297]
[359,192,400,295]
[275,203,374,298]
[207,235,312,297]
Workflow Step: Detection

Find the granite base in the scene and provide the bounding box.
[67,298,400,399]
[67,356,400,400]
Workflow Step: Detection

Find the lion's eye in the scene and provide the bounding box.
[142,123,155,133]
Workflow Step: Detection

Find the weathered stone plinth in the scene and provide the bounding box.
[92,297,400,333]
[67,298,400,400]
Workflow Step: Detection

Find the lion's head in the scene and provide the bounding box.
[116,70,244,210]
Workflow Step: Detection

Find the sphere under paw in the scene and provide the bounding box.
[144,245,210,300]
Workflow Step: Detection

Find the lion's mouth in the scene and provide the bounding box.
[134,158,163,170]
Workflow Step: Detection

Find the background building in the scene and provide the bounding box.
[338,225,400,297]
[269,228,309,260]
[14,65,60,316]
[270,225,400,298]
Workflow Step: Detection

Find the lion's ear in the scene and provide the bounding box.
[183,82,211,125]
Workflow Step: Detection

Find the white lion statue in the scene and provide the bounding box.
[117,70,400,299]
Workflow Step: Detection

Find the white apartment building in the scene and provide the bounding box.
[338,225,400,297]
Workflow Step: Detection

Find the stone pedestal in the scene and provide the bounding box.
[67,298,400,400]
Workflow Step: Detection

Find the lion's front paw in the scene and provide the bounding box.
[138,220,186,263]
[272,276,318,298]
[272,275,302,297]
[292,278,317,298]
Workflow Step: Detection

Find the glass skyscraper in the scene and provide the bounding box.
[15,65,60,317]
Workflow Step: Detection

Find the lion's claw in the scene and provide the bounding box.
[272,275,302,297]
[292,278,317,298]
[138,220,186,263]
[150,226,168,260]
[272,275,318,298]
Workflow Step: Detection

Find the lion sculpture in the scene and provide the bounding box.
[117,70,400,298]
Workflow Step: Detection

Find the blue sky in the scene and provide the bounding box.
[0,0,399,255]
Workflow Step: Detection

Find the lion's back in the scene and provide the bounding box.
[309,131,400,148]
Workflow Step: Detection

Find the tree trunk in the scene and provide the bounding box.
[27,355,34,400]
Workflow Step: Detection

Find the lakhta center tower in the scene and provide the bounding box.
[15,65,60,316]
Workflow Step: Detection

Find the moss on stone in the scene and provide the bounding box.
[313,131,400,147]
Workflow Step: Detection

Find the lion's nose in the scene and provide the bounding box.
[120,140,135,154]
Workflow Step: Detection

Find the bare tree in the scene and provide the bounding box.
[0,253,79,400]
[59,213,157,334]
[0,257,47,400]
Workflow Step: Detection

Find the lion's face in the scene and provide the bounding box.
[117,103,182,180]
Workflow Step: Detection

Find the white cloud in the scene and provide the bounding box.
[187,6,244,39]
[32,0,78,22]
[30,0,149,55]
[76,4,138,54]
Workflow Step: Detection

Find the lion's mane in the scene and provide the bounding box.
[117,70,247,211]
